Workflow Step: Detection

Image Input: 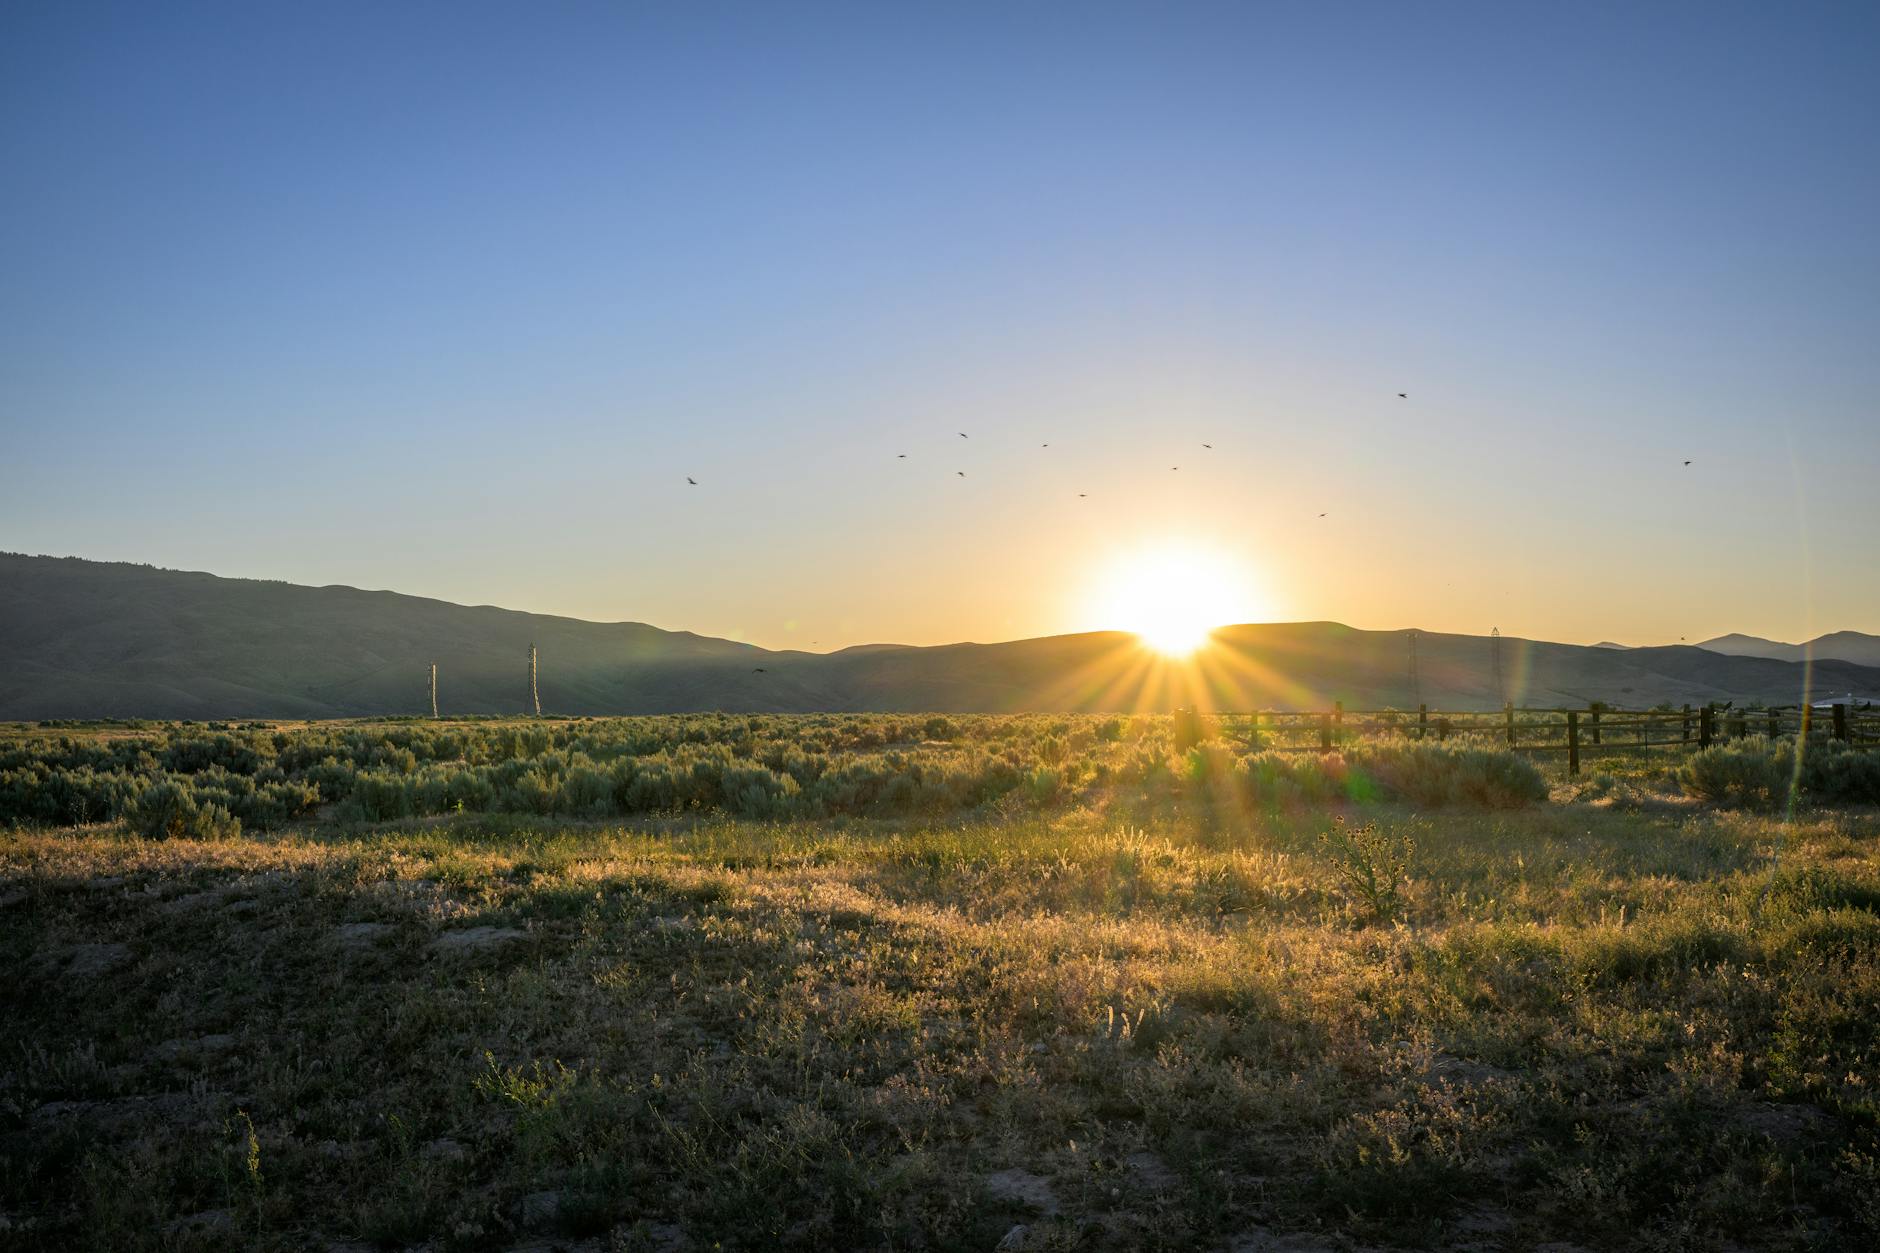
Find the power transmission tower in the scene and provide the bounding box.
[429,663,438,719]
[1490,627,1504,707]
[529,644,541,717]
[1407,630,1421,708]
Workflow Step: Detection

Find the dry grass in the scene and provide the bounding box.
[3,744,1879,1250]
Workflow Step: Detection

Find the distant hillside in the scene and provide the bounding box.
[4,554,1879,718]
[1697,631,1880,667]
[0,554,765,720]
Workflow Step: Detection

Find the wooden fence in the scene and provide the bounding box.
[1197,702,1880,775]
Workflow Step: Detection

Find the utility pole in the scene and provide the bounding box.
[1490,627,1504,708]
[529,644,541,717]
[1407,630,1421,709]
[429,663,438,719]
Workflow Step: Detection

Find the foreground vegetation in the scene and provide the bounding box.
[4,718,1879,1250]
[1,714,1563,839]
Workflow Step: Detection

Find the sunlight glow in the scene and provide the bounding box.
[1086,543,1270,657]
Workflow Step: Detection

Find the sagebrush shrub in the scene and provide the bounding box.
[128,779,240,840]
[1800,741,1880,805]
[1679,738,1793,807]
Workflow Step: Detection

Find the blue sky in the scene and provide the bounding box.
[3,1,1876,649]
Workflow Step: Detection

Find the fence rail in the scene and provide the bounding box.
[1192,701,1880,774]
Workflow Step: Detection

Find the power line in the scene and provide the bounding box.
[1491,627,1504,707]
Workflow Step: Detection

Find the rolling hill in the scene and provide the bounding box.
[3,553,1877,718]
[1697,631,1880,668]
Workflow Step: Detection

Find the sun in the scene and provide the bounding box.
[1086,544,1269,656]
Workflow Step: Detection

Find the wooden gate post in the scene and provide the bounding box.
[1567,710,1580,776]
[1767,708,1779,739]
[1249,710,1261,749]
[1319,713,1332,752]
[1417,704,1428,741]
[1699,704,1714,748]
[1590,706,1601,746]
[1681,704,1691,744]
[1504,702,1516,746]
[1833,704,1849,742]
[1333,701,1343,746]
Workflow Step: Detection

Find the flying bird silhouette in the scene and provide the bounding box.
[686,477,697,485]
[1683,460,1692,466]
[958,432,968,439]
[1319,512,1327,517]
[1397,393,1407,399]
[957,471,965,477]
[1202,443,1211,449]
[897,454,907,458]
[1171,466,1179,471]
[752,667,766,673]
[1078,493,1087,497]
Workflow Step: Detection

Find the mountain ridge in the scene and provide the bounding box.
[1696,630,1880,667]
[4,553,1878,718]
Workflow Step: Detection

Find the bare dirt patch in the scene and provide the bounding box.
[427,925,526,955]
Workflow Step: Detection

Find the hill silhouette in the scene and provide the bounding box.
[4,554,1877,718]
[1697,631,1880,667]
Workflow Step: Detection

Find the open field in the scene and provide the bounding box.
[5,718,1880,1251]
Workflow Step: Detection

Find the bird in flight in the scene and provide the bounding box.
[1202,443,1212,449]
[958,432,968,439]
[957,471,965,477]
[752,667,767,673]
[897,454,907,458]
[686,477,697,485]
[1078,493,1087,497]
[1683,460,1692,466]
[1319,512,1327,517]
[1042,443,1049,447]
[1397,393,1407,399]
[1170,466,1179,471]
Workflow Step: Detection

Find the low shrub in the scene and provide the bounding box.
[1680,738,1794,807]
[1800,741,1880,805]
[1679,737,1880,807]
[127,780,241,841]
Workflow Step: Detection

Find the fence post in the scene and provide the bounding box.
[1333,701,1343,746]
[1801,704,1813,741]
[1767,708,1779,739]
[1504,702,1515,746]
[1833,703,1849,742]
[1567,710,1580,776]
[1319,712,1332,752]
[1681,704,1691,743]
[1590,706,1601,746]
[1417,704,1428,741]
[1249,710,1261,749]
[1699,704,1714,748]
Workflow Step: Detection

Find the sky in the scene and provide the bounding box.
[2,0,1876,652]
